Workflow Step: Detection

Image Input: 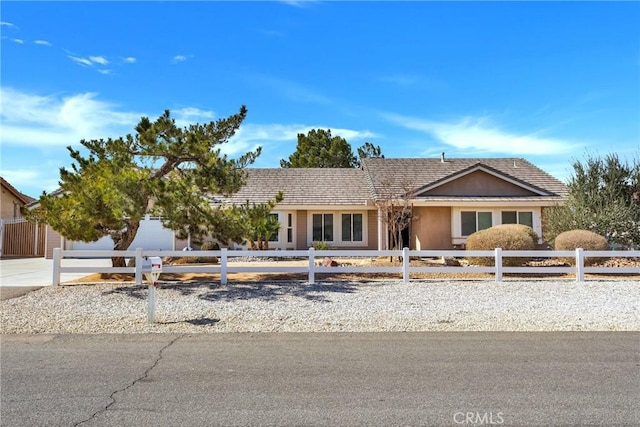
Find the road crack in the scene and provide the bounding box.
[74,333,185,426]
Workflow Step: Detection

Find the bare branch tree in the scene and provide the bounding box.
[374,178,416,261]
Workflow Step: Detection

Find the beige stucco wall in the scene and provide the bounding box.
[295,210,307,249]
[424,171,536,197]
[1,189,24,218]
[45,226,62,259]
[412,206,452,250]
[366,209,378,250]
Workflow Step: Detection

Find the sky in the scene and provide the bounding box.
[1,1,639,199]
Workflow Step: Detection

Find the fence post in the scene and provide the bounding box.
[221,248,228,285]
[308,247,315,284]
[402,247,410,283]
[33,220,39,256]
[494,247,503,282]
[52,248,62,286]
[135,247,143,286]
[575,248,584,282]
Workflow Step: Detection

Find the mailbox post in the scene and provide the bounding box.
[141,256,162,323]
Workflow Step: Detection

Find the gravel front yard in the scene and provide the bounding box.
[1,279,638,333]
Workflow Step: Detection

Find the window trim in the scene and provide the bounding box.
[341,213,364,243]
[460,210,493,236]
[452,207,541,245]
[308,210,368,247]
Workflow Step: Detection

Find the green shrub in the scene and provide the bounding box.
[199,241,220,251]
[466,224,538,266]
[554,229,608,266]
[312,241,332,250]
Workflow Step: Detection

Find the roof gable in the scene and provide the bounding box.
[361,157,567,200]
[415,163,550,197]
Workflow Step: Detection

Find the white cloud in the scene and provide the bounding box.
[89,55,108,65]
[97,69,112,75]
[68,55,93,67]
[384,113,577,156]
[172,55,189,63]
[173,107,216,127]
[0,87,144,148]
[34,40,52,46]
[0,21,17,29]
[11,38,24,44]
[123,56,136,63]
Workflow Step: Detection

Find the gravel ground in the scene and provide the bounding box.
[1,279,638,333]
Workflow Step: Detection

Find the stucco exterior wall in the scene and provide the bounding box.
[424,170,536,197]
[412,206,452,250]
[1,189,24,218]
[295,210,307,250]
[45,227,62,259]
[366,209,378,250]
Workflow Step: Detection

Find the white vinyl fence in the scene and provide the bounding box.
[51,247,639,286]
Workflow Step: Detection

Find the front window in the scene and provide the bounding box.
[341,213,363,242]
[287,213,293,243]
[502,211,533,228]
[461,211,492,236]
[312,213,334,242]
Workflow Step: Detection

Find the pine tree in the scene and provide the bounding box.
[29,107,260,266]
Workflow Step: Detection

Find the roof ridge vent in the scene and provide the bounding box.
[440,152,446,163]
[513,160,518,168]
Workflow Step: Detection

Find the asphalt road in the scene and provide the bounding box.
[1,332,638,427]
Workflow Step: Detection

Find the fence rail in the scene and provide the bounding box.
[51,247,640,286]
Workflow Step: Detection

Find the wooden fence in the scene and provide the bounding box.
[51,247,640,286]
[0,218,45,257]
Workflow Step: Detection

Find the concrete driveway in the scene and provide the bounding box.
[0,257,111,300]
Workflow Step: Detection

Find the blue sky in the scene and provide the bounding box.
[1,1,638,199]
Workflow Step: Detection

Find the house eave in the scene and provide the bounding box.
[409,197,565,207]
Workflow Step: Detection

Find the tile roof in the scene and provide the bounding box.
[225,168,372,206]
[361,157,568,200]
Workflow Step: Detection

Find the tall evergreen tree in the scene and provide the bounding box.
[281,129,356,168]
[29,106,260,266]
[280,129,383,168]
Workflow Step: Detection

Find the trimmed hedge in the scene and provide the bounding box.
[466,224,538,266]
[554,229,608,266]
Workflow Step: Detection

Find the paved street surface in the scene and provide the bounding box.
[1,332,638,426]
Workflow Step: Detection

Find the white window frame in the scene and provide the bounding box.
[452,207,542,245]
[500,210,534,228]
[341,213,365,243]
[241,211,296,250]
[460,210,493,236]
[308,210,368,247]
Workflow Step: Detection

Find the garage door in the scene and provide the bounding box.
[67,216,175,251]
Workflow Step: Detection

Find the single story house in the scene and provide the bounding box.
[38,156,567,258]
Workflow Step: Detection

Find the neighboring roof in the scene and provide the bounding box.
[0,177,36,205]
[361,157,568,200]
[225,168,372,206]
